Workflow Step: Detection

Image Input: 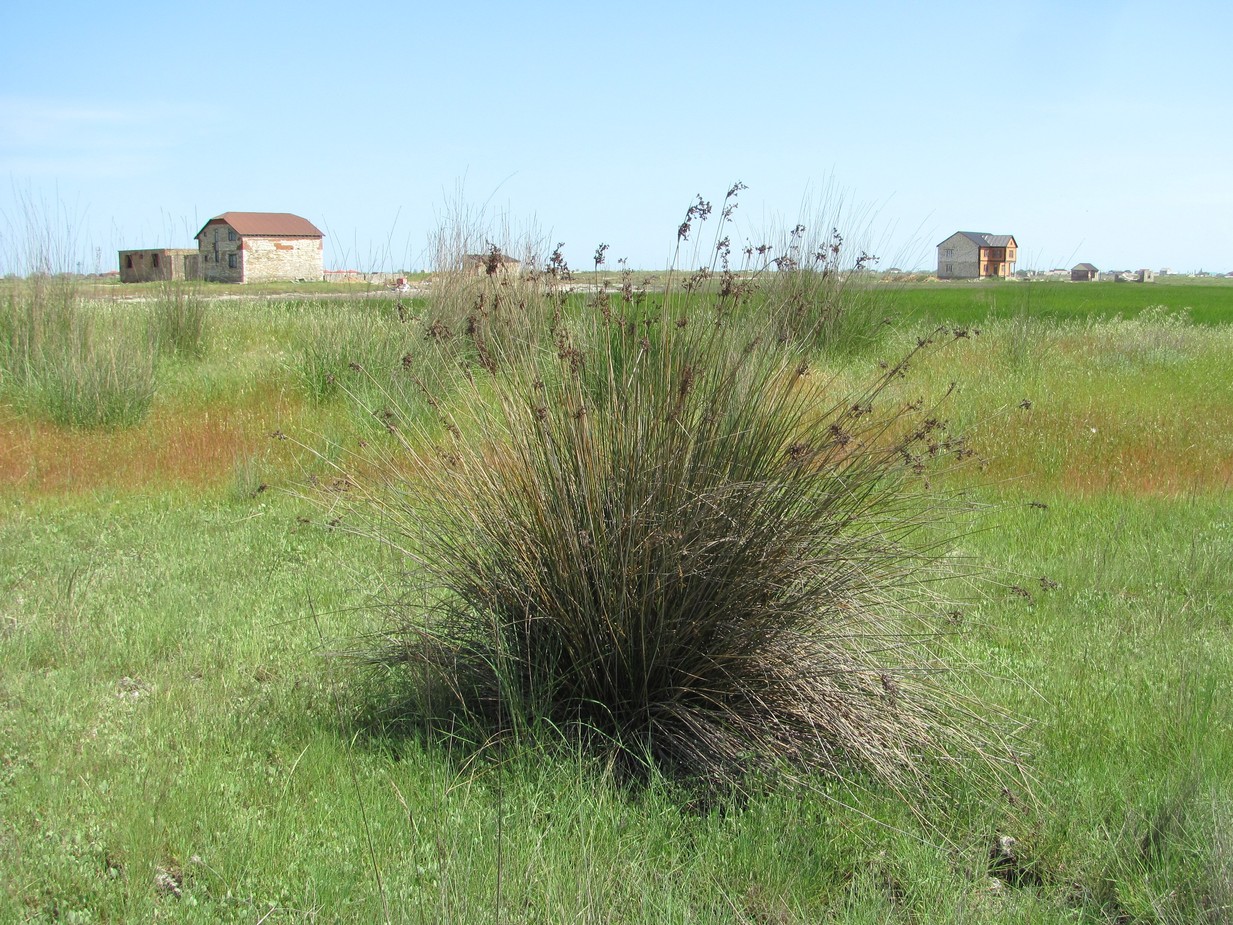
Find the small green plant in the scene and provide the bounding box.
[229,450,269,501]
[1206,796,1233,919]
[999,309,1049,369]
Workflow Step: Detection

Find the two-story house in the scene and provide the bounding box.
[195,212,324,283]
[937,232,1018,279]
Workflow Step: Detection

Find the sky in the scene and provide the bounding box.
[2,0,1231,275]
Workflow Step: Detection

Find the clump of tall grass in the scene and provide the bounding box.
[292,302,413,404]
[1,277,156,428]
[151,281,209,359]
[656,185,892,357]
[335,189,1007,795]
[419,234,567,372]
[758,225,888,355]
[1083,305,1201,367]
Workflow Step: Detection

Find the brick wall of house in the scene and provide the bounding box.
[198,223,244,282]
[241,236,324,282]
[936,233,981,279]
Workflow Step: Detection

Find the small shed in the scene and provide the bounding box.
[1071,263,1099,282]
[118,248,200,283]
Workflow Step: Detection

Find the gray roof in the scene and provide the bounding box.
[950,231,1016,248]
[1073,263,1098,272]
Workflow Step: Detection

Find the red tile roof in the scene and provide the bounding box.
[196,212,323,238]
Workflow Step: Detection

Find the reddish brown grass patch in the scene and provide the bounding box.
[0,388,305,495]
[977,406,1233,497]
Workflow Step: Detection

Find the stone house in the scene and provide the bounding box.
[936,232,1018,279]
[1071,262,1099,282]
[118,248,200,283]
[462,251,522,277]
[195,212,324,283]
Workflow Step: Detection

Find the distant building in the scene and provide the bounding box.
[1106,269,1156,283]
[118,248,199,283]
[936,232,1018,279]
[323,269,365,282]
[1071,262,1099,282]
[195,212,324,283]
[462,251,522,277]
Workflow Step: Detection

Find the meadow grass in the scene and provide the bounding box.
[887,279,1233,327]
[891,309,1233,495]
[0,277,1230,922]
[2,490,1227,922]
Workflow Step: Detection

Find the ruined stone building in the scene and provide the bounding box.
[194,212,324,283]
[118,248,200,283]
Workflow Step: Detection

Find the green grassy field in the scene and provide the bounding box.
[884,279,1233,327]
[1,279,1231,922]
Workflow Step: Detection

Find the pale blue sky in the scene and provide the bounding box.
[2,0,1230,274]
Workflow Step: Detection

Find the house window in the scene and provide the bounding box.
[152,253,160,268]
[946,263,953,274]
[945,248,954,258]
[228,229,237,242]
[124,255,133,269]
[227,253,238,269]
